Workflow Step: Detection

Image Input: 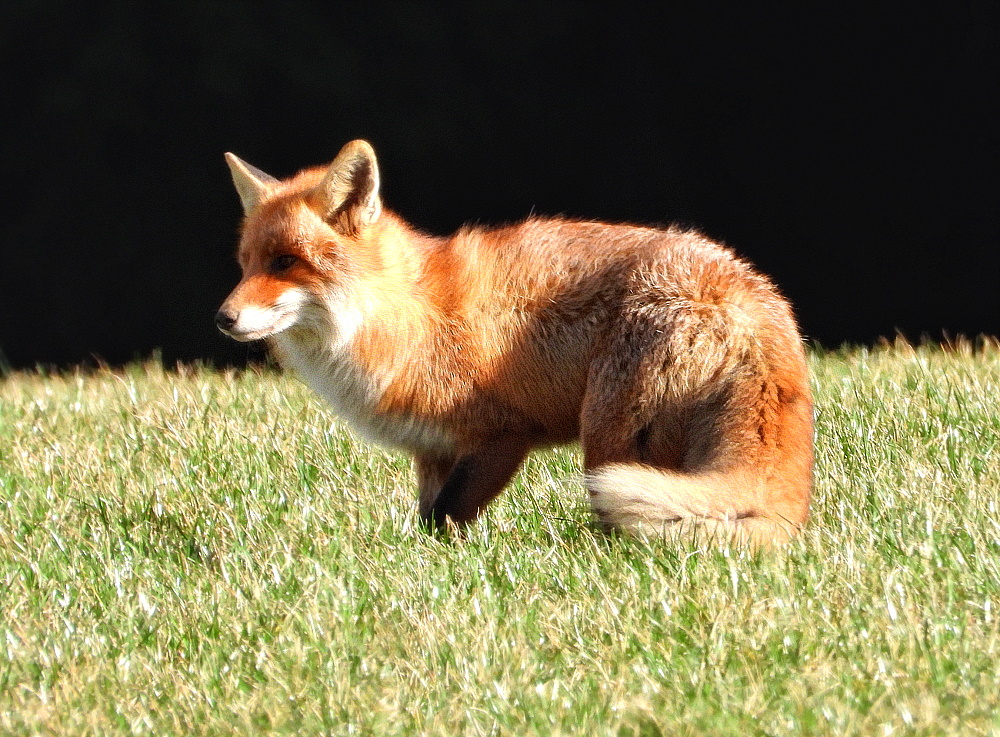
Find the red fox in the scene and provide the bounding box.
[217,140,813,547]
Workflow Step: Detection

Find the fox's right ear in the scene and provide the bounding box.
[317,140,381,235]
[225,153,278,214]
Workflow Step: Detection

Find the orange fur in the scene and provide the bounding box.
[217,140,813,548]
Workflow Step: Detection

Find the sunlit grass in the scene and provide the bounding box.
[1,341,998,736]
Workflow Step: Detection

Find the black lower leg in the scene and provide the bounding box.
[421,457,474,530]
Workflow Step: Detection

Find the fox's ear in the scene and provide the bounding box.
[317,140,381,234]
[225,153,278,214]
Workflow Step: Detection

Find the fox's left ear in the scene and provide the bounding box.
[317,139,381,234]
[225,153,278,214]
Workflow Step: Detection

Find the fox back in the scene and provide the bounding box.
[218,140,813,548]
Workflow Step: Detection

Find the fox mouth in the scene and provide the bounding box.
[223,325,286,342]
[217,287,312,342]
[217,307,300,342]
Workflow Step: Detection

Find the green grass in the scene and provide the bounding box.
[1,342,999,736]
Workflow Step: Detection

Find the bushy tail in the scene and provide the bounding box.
[586,464,804,549]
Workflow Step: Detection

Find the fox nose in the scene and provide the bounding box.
[215,309,237,332]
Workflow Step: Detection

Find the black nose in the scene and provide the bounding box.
[215,309,237,332]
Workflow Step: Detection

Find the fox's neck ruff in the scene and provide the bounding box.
[269,266,456,454]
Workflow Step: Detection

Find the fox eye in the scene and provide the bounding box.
[270,254,297,273]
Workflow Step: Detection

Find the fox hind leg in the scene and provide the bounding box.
[580,294,810,547]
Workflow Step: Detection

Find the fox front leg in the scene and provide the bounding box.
[415,454,457,520]
[416,434,535,529]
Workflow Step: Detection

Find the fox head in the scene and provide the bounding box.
[216,139,381,343]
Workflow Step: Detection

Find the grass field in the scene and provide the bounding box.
[1,341,998,736]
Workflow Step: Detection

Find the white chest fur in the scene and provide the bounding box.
[270,321,454,455]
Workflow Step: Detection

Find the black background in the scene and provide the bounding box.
[1,2,996,369]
